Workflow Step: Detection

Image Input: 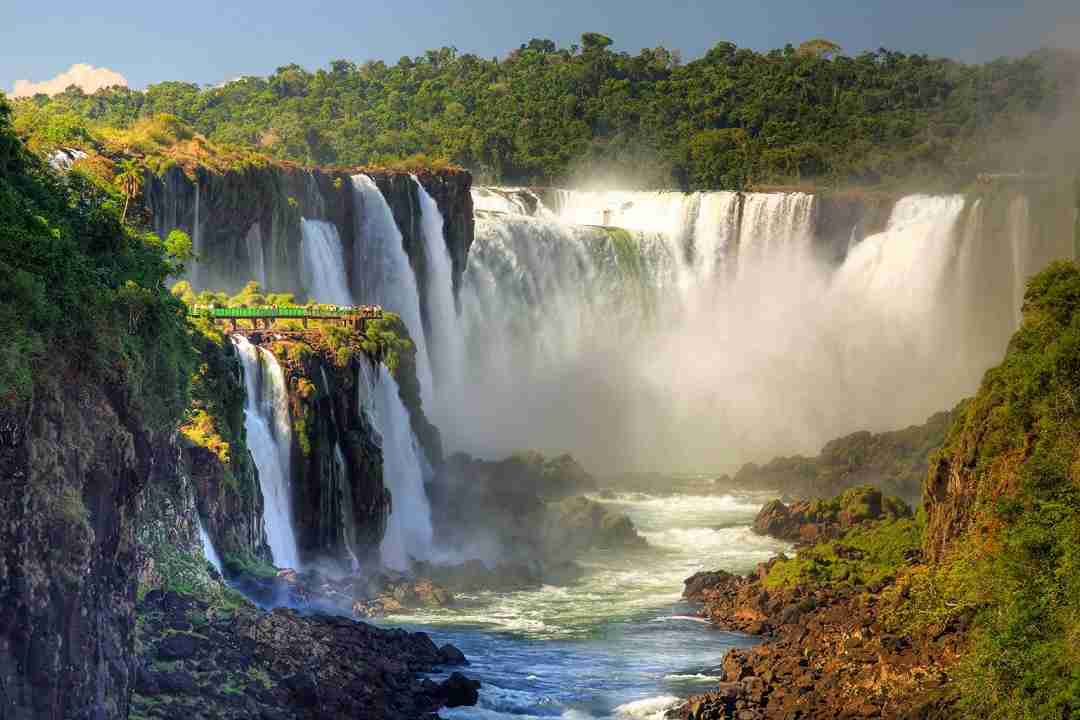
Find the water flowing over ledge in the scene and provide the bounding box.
[460,186,1075,471]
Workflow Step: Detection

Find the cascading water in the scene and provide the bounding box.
[460,188,1074,471]
[245,223,266,289]
[300,218,352,305]
[197,516,224,574]
[413,176,467,421]
[189,180,203,288]
[366,363,434,571]
[233,335,301,569]
[349,174,436,409]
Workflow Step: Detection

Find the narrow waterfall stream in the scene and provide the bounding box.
[233,335,301,569]
[301,218,353,305]
[196,516,224,575]
[414,176,467,422]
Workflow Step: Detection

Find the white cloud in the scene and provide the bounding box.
[10,63,128,98]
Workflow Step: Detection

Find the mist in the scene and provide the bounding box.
[442,187,1075,474]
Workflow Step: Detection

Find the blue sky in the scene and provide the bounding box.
[5,0,1079,93]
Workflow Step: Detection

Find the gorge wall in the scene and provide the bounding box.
[0,371,181,718]
[142,162,473,308]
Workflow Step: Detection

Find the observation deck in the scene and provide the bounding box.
[189,304,383,331]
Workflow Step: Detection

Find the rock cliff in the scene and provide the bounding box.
[141,163,473,302]
[0,376,180,718]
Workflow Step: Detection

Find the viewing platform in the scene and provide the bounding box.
[189,304,383,331]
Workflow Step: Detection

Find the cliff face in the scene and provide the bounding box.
[0,377,177,719]
[924,260,1080,561]
[142,163,473,302]
[262,335,389,568]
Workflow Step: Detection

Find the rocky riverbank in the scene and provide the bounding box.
[676,566,961,719]
[673,486,960,719]
[131,589,477,720]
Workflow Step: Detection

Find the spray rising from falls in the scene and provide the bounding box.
[233,335,301,569]
[349,174,436,408]
[459,188,1074,471]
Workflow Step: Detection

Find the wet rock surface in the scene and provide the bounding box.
[131,590,475,720]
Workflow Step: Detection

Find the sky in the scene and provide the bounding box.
[4,0,1079,95]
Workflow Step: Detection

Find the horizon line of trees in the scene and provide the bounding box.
[11,34,1080,190]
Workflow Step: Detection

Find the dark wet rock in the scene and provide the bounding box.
[439,644,468,666]
[684,570,737,601]
[131,590,479,719]
[436,672,482,708]
[157,633,201,660]
[282,672,319,707]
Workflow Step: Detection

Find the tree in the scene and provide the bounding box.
[114,159,142,224]
[796,38,842,59]
[581,33,614,51]
[688,128,749,189]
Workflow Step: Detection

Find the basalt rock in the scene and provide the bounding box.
[131,590,479,719]
[677,565,962,719]
[262,335,390,570]
[751,485,912,544]
[0,374,178,719]
[142,163,473,302]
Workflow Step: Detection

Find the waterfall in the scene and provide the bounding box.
[459,188,1074,471]
[334,442,362,571]
[349,174,436,409]
[191,180,203,287]
[233,335,300,569]
[295,206,436,572]
[367,364,434,571]
[245,223,266,289]
[300,218,352,304]
[197,516,224,574]
[413,176,466,420]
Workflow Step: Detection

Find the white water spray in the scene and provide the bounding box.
[460,188,1073,471]
[233,335,301,569]
[300,218,352,304]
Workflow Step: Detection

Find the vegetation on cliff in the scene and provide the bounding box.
[11,39,1080,189]
[731,411,952,502]
[918,260,1080,718]
[736,261,1080,718]
[0,93,195,425]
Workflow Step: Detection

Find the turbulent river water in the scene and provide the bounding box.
[383,490,787,719]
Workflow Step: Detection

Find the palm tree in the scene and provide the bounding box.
[114,160,142,224]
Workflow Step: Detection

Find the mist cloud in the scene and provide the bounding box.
[11,64,127,98]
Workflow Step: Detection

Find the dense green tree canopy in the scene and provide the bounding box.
[11,35,1080,189]
[0,93,194,424]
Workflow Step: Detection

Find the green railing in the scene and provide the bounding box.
[188,304,383,320]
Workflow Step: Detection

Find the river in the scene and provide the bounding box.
[381,491,788,719]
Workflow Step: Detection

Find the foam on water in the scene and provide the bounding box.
[388,492,787,718]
